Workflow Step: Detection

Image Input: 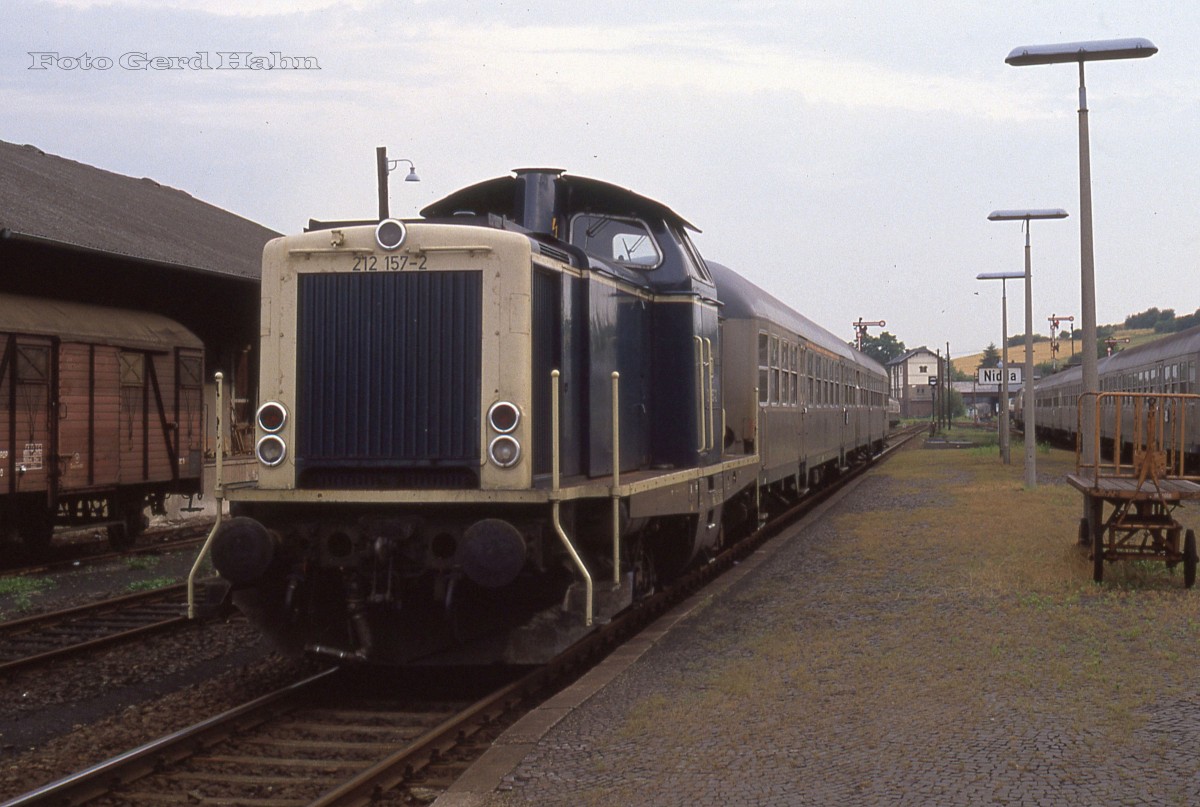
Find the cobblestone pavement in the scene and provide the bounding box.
[441,450,1200,806]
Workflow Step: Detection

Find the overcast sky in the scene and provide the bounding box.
[3,1,1195,360]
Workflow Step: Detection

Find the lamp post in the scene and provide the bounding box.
[977,270,1025,465]
[1005,38,1157,472]
[376,146,421,220]
[988,208,1068,488]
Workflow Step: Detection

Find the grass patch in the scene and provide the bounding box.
[126,576,177,593]
[0,576,55,616]
[124,555,160,572]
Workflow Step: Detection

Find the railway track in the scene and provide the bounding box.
[5,426,923,806]
[0,583,198,675]
[0,520,212,578]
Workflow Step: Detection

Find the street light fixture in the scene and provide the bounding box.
[977,270,1026,466]
[1004,38,1157,474]
[375,147,422,220]
[988,208,1069,488]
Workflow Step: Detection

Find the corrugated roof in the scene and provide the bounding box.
[0,140,278,280]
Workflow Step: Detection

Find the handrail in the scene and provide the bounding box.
[704,337,715,451]
[550,370,592,626]
[693,336,705,451]
[610,371,621,587]
[187,371,225,619]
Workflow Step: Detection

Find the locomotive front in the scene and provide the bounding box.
[210,216,556,663]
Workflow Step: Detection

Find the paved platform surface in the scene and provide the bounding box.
[434,453,1200,807]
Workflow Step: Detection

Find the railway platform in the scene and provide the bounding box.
[434,443,1200,806]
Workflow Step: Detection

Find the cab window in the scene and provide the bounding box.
[570,214,662,269]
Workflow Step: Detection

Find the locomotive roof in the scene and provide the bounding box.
[420,170,699,232]
[0,140,278,281]
[0,293,202,351]
[707,261,884,373]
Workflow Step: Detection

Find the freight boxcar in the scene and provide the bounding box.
[0,293,205,553]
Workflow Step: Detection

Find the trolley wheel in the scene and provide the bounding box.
[1092,526,1105,584]
[1184,529,1197,589]
[1077,518,1090,547]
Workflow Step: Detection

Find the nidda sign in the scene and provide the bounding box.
[977,367,1023,384]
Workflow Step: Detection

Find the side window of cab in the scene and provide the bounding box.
[570,214,662,269]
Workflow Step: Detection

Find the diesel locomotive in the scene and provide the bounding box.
[203,169,888,664]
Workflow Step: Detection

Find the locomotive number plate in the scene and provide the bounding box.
[351,253,428,272]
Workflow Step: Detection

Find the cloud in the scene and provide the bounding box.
[37,0,357,14]
[395,20,1050,122]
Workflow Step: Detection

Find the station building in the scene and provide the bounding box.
[887,346,942,419]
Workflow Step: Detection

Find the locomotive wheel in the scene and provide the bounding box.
[1185,530,1197,589]
[1092,527,1105,584]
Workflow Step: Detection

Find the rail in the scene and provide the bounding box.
[0,584,194,675]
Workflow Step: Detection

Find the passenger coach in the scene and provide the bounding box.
[1020,325,1200,466]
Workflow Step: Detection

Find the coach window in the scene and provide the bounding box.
[787,343,796,403]
[758,332,769,404]
[570,214,662,269]
[770,337,781,404]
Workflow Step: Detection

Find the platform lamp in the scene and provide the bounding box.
[988,208,1069,488]
[977,270,1026,466]
[1005,38,1157,473]
[376,146,421,220]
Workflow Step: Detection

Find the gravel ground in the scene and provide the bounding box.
[470,444,1200,806]
[0,540,320,800]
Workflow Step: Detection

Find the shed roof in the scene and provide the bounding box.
[0,140,278,281]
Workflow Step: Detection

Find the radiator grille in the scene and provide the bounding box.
[296,272,481,486]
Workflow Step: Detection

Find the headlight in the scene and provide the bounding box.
[487,401,520,433]
[256,434,287,467]
[488,435,521,468]
[257,401,287,433]
[375,218,407,251]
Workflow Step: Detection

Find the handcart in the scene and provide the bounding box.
[1067,392,1200,587]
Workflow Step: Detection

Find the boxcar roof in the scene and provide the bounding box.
[0,293,203,351]
[707,261,885,375]
[0,140,278,281]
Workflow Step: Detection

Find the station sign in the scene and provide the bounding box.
[977,367,1022,384]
